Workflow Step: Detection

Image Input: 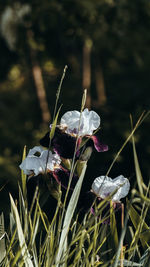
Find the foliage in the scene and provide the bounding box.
[0,2,150,264]
[0,121,150,266]
[0,82,150,265]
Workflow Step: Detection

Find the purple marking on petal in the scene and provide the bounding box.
[91,135,108,152]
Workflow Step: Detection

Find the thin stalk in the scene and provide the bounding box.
[120,203,124,267]
[53,65,68,123]
[45,65,68,172]
[113,201,131,267]
[63,89,87,208]
[106,111,146,176]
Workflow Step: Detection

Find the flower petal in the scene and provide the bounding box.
[82,108,100,135]
[60,108,100,136]
[52,131,81,159]
[91,135,108,152]
[60,110,81,134]
[28,146,44,156]
[39,132,50,148]
[40,128,81,159]
[91,175,130,202]
[19,146,61,176]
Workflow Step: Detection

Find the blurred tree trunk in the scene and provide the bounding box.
[95,63,107,107]
[27,29,51,124]
[82,38,92,109]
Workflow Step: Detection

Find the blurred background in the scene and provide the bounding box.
[0,0,150,212]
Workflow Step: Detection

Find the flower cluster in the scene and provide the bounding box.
[20,108,130,219]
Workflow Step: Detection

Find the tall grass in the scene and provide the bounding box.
[0,72,150,266]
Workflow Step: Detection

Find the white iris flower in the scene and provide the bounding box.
[60,108,100,136]
[91,175,130,202]
[19,146,61,176]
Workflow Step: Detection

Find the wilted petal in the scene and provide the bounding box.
[40,128,81,159]
[19,146,61,176]
[52,131,81,159]
[92,175,130,202]
[91,135,108,152]
[60,108,100,136]
[40,132,50,148]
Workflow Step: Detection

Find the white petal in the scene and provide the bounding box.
[60,108,100,136]
[19,146,61,176]
[91,175,130,201]
[28,146,44,156]
[82,109,100,135]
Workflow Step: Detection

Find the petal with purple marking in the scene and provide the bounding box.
[92,175,130,202]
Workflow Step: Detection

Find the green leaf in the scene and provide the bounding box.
[128,204,150,248]
[50,104,62,141]
[139,247,150,267]
[110,201,118,250]
[9,194,34,267]
[131,119,144,194]
[117,259,143,266]
[0,213,6,263]
[21,145,27,199]
[55,161,87,266]
[106,112,145,176]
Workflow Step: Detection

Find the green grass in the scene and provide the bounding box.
[0,77,150,266]
[0,113,150,267]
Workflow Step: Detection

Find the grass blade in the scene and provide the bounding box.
[139,247,150,267]
[0,213,6,263]
[55,161,87,266]
[131,115,144,194]
[9,194,34,267]
[21,146,27,199]
[128,204,150,248]
[110,201,118,250]
[50,104,62,141]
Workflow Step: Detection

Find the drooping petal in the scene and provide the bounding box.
[60,108,100,136]
[39,132,50,148]
[40,128,81,159]
[91,175,130,202]
[91,135,108,152]
[19,146,61,176]
[52,131,81,159]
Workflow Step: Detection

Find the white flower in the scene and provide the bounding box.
[19,146,61,176]
[60,108,100,136]
[91,175,130,202]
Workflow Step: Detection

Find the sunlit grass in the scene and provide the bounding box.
[0,112,150,266]
[0,71,149,266]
